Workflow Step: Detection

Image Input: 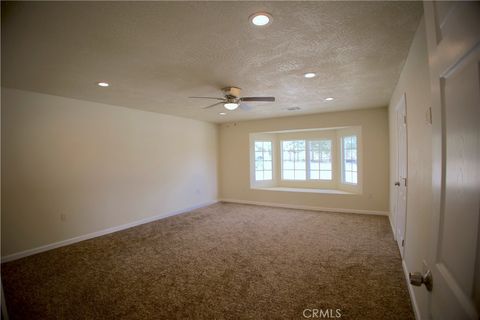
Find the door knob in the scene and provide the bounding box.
[394,181,400,186]
[409,270,433,291]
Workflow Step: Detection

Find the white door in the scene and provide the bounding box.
[424,2,480,319]
[395,94,408,257]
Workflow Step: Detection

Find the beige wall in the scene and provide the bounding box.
[1,88,218,257]
[388,17,432,320]
[219,107,389,213]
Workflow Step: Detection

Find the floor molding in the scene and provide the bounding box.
[220,198,389,216]
[1,200,218,263]
[389,213,396,240]
[402,260,421,320]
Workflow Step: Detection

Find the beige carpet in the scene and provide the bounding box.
[2,203,414,319]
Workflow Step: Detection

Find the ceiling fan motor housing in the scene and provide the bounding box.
[222,87,241,99]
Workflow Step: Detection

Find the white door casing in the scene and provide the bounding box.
[395,93,408,258]
[424,1,480,319]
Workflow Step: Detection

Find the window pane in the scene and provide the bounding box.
[296,160,306,170]
[344,171,351,183]
[298,150,306,161]
[351,137,357,148]
[320,171,332,180]
[256,161,264,170]
[346,161,352,171]
[284,160,294,169]
[264,161,272,170]
[254,141,273,182]
[343,135,358,184]
[255,171,264,180]
[282,140,306,181]
[295,170,306,180]
[352,172,358,184]
[310,139,332,181]
[263,142,272,152]
[283,170,294,180]
[320,162,332,171]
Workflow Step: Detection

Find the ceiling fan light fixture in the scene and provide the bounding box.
[224,103,239,110]
[250,12,272,26]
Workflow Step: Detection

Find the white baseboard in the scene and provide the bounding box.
[220,198,389,216]
[402,260,421,320]
[389,213,396,240]
[1,200,218,263]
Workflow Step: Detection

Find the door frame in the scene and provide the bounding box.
[394,93,408,257]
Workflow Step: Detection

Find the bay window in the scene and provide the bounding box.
[250,127,361,193]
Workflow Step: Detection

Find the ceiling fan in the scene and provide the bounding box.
[189,87,275,111]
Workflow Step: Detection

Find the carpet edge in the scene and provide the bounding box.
[220,198,389,216]
[1,200,219,263]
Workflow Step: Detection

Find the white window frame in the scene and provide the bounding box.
[249,135,276,188]
[341,135,358,185]
[338,127,362,193]
[254,140,274,182]
[280,139,333,182]
[281,140,307,181]
[249,127,362,194]
[308,139,333,181]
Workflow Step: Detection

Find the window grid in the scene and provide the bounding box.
[254,141,273,181]
[343,136,358,184]
[309,140,332,180]
[282,140,306,180]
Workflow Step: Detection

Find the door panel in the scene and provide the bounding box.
[424,1,480,319]
[440,53,479,294]
[395,94,407,257]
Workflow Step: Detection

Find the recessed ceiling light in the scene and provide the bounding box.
[224,103,239,111]
[304,73,316,79]
[97,82,110,87]
[250,12,272,26]
[219,112,227,116]
[325,97,334,101]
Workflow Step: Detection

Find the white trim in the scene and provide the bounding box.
[1,200,218,263]
[402,260,421,320]
[389,213,396,241]
[251,187,353,195]
[220,198,389,216]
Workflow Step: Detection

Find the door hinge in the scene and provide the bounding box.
[404,115,407,125]
[402,239,405,247]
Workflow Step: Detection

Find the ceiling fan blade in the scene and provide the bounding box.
[202,101,225,109]
[240,97,275,102]
[189,96,225,100]
[239,103,253,111]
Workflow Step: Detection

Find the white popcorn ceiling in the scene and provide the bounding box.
[2,1,422,123]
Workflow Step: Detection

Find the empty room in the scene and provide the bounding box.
[1,1,479,319]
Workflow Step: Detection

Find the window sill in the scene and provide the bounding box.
[251,186,355,195]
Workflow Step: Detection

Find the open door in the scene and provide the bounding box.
[423,2,480,319]
[394,93,408,257]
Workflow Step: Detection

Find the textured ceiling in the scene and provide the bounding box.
[1,1,422,123]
